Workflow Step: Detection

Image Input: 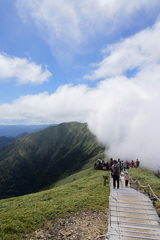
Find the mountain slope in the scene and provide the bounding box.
[0,122,105,199]
[0,133,27,148]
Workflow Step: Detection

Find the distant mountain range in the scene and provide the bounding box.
[0,124,54,148]
[0,124,53,137]
[0,122,105,199]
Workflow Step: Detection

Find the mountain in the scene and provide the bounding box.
[0,122,105,199]
[0,133,27,148]
[0,124,53,137]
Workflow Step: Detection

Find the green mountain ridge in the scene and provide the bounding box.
[0,121,105,199]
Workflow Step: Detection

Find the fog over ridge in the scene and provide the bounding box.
[84,76,160,173]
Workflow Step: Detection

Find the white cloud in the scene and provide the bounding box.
[16,0,160,59]
[85,20,160,80]
[0,84,88,124]
[0,72,160,171]
[0,53,52,84]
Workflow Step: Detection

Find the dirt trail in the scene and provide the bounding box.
[27,209,108,240]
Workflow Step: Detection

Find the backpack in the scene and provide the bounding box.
[114,164,120,176]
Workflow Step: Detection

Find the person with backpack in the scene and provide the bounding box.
[111,160,120,189]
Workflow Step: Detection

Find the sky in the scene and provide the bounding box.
[0,0,160,171]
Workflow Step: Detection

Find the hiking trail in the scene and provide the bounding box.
[106,174,160,240]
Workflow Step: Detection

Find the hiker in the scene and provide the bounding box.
[102,160,106,170]
[135,159,140,168]
[109,158,113,169]
[125,160,130,169]
[124,171,130,187]
[131,160,135,168]
[123,161,127,171]
[111,160,120,189]
[106,161,109,170]
[118,159,121,171]
[97,159,103,170]
[94,159,101,170]
[121,160,124,170]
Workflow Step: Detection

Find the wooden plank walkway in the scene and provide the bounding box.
[106,175,160,240]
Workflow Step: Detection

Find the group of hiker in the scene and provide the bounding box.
[94,158,140,189]
[94,158,140,171]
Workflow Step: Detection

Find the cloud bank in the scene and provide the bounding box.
[0,53,52,84]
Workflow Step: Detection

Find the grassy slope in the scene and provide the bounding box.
[0,122,105,199]
[0,170,110,240]
[50,150,105,188]
[129,168,160,216]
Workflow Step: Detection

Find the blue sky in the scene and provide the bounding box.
[0,0,159,104]
[0,0,160,168]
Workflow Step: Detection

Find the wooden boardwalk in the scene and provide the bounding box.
[106,175,160,240]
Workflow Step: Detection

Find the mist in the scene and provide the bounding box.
[85,76,160,173]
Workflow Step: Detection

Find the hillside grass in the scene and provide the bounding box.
[53,152,105,188]
[0,170,110,240]
[128,168,160,216]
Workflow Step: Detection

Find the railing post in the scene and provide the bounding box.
[148,184,150,197]
[103,175,108,186]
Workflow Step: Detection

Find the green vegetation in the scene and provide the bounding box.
[0,121,108,238]
[1,121,160,239]
[0,170,110,240]
[50,152,105,188]
[129,168,160,216]
[0,133,27,148]
[0,122,105,199]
